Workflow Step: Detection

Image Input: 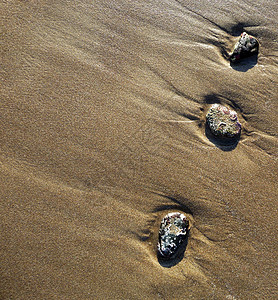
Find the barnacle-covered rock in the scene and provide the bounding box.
[157,212,189,259]
[230,32,259,63]
[206,104,241,138]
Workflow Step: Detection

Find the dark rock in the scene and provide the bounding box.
[206,104,241,138]
[230,32,259,63]
[157,212,189,259]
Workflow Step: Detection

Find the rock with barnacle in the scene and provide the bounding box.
[157,212,189,259]
[206,104,241,138]
[230,32,259,63]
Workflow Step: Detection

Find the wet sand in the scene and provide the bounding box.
[1,1,277,299]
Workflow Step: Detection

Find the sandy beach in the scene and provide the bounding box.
[1,0,277,299]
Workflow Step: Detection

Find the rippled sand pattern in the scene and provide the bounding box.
[1,1,277,299]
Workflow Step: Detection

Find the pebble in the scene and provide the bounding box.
[157,212,189,259]
[206,104,241,138]
[230,32,259,63]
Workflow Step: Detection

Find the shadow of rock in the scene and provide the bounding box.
[205,125,240,151]
[203,94,222,105]
[230,54,258,72]
[157,232,189,268]
[228,22,257,36]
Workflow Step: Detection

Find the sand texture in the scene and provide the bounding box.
[1,0,278,299]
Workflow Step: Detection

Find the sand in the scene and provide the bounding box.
[1,0,277,299]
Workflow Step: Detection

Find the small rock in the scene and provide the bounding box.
[230,32,259,63]
[157,212,189,259]
[206,104,241,138]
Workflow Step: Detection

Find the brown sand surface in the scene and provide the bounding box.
[1,0,278,299]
